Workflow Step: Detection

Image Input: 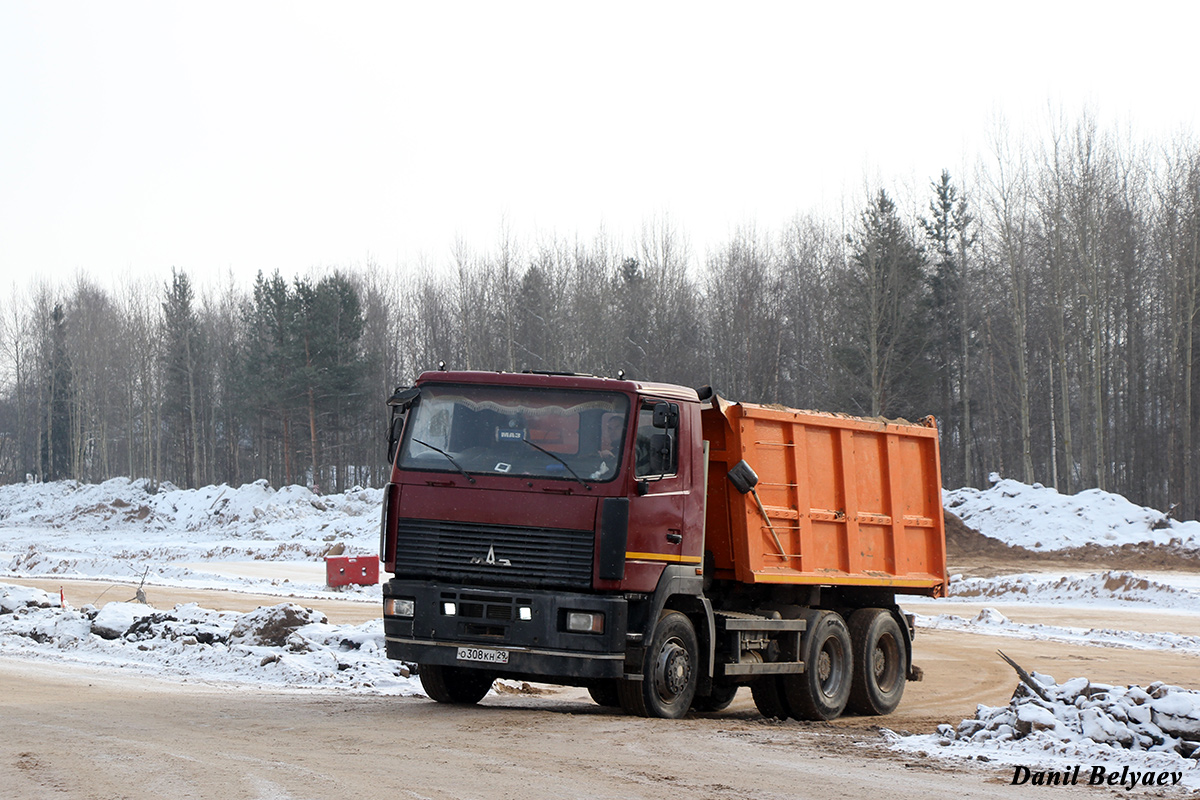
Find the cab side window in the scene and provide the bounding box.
[634,402,678,478]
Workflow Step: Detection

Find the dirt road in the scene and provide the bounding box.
[0,653,1082,800]
[5,581,1199,799]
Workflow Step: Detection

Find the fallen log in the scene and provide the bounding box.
[997,649,1053,702]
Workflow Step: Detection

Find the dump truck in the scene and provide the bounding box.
[380,370,947,719]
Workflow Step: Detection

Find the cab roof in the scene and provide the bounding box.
[414,370,700,403]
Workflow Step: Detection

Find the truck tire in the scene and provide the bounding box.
[617,678,646,716]
[783,610,853,720]
[691,682,739,713]
[587,679,622,708]
[750,676,792,719]
[418,663,495,705]
[620,610,698,719]
[846,608,907,716]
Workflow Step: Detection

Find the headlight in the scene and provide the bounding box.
[442,601,457,616]
[564,611,604,634]
[384,597,415,618]
[518,606,533,621]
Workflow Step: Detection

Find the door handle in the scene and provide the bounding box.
[666,531,682,544]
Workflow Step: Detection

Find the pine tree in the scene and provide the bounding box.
[618,257,648,378]
[245,271,297,485]
[921,170,977,486]
[291,272,367,491]
[319,272,367,491]
[41,304,73,481]
[844,190,929,418]
[161,269,204,488]
[515,265,550,370]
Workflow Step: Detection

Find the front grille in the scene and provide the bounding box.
[396,517,595,590]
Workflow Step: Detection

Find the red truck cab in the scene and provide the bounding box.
[380,371,705,714]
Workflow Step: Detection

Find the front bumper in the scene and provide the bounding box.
[382,579,628,681]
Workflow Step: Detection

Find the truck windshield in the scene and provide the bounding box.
[397,385,630,483]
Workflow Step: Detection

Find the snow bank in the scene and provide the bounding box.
[0,478,383,599]
[945,570,1200,610]
[0,583,423,695]
[889,671,1200,790]
[0,477,381,538]
[944,478,1200,551]
[916,608,1200,655]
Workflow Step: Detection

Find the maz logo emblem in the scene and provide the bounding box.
[471,545,512,567]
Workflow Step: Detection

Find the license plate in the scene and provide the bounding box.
[456,646,509,664]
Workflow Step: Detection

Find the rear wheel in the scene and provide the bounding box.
[784,610,853,720]
[846,608,907,716]
[617,679,646,716]
[587,679,621,708]
[691,682,739,713]
[418,663,495,705]
[751,676,792,719]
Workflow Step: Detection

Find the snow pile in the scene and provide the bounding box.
[0,583,54,613]
[891,670,1200,790]
[0,478,383,599]
[0,582,422,695]
[0,476,381,537]
[916,608,1200,655]
[944,478,1200,551]
[947,570,1200,610]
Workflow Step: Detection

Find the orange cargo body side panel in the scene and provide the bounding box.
[701,400,947,598]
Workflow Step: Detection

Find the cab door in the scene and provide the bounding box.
[622,398,689,589]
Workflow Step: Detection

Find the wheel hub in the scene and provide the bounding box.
[655,639,691,699]
[817,651,831,682]
[817,639,844,697]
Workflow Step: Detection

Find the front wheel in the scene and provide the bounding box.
[418,663,495,705]
[620,610,699,719]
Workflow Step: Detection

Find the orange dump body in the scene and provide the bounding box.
[702,399,948,597]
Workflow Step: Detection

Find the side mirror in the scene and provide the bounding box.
[386,409,406,464]
[652,402,678,429]
[727,460,759,495]
[386,387,419,464]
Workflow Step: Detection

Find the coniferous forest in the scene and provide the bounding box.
[2,117,1200,517]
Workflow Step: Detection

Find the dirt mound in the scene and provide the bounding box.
[944,511,1036,559]
[1058,540,1200,572]
[944,511,1200,573]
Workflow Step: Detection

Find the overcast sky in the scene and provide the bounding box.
[2,1,1197,289]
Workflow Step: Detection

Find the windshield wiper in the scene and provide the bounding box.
[521,439,591,490]
[413,439,476,484]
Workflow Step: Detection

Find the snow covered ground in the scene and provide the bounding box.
[0,583,419,695]
[0,478,420,694]
[2,475,1199,787]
